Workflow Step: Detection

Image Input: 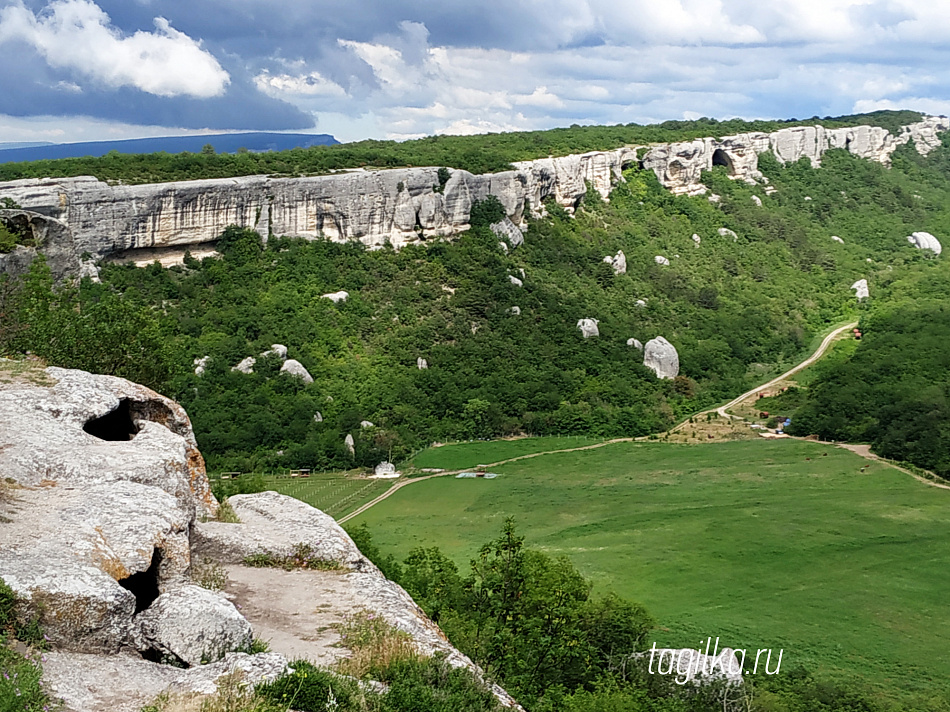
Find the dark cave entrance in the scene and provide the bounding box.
[118,548,162,614]
[712,149,736,174]
[83,399,139,441]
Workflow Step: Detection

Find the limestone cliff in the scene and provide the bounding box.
[0,117,945,274]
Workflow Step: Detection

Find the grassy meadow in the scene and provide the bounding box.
[351,439,950,697]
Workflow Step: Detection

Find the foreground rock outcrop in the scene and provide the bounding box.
[0,117,944,274]
[0,363,521,711]
[643,337,680,380]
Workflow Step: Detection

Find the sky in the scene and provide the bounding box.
[0,0,949,144]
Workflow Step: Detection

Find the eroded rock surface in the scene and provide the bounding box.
[907,231,942,255]
[279,359,313,383]
[643,337,680,380]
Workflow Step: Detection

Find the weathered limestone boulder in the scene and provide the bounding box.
[373,462,399,479]
[692,233,701,245]
[643,337,680,379]
[635,299,647,308]
[577,318,599,338]
[751,195,762,207]
[193,356,210,376]
[133,585,251,666]
[907,231,942,255]
[313,411,323,423]
[851,279,870,301]
[0,209,78,280]
[603,250,627,275]
[231,357,255,374]
[279,359,313,383]
[79,258,101,282]
[718,227,738,241]
[194,491,370,569]
[490,217,524,248]
[627,338,643,350]
[654,255,670,266]
[360,420,375,429]
[831,235,845,244]
[322,290,349,303]
[417,357,428,370]
[508,306,521,315]
[508,274,523,287]
[0,366,213,652]
[261,344,288,361]
[344,433,355,456]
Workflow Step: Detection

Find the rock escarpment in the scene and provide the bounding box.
[0,117,944,273]
[0,364,521,711]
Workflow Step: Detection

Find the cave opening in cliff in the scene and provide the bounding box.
[712,149,736,174]
[119,548,162,614]
[83,398,139,441]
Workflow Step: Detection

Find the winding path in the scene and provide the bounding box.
[338,320,945,523]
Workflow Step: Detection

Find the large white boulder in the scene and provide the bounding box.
[508,274,523,287]
[193,356,210,376]
[322,290,349,303]
[231,357,255,374]
[692,233,701,246]
[627,338,643,351]
[718,227,738,241]
[417,357,428,370]
[851,279,870,301]
[751,195,762,207]
[261,344,288,361]
[603,250,627,275]
[577,318,600,338]
[344,433,355,456]
[372,462,399,479]
[133,585,252,666]
[907,231,942,255]
[831,235,844,244]
[643,336,680,379]
[490,217,524,248]
[654,255,670,266]
[280,359,313,384]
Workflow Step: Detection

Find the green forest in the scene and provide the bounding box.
[1,114,948,477]
[0,110,923,184]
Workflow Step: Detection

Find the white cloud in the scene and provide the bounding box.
[0,0,229,97]
[853,97,950,116]
[254,70,347,97]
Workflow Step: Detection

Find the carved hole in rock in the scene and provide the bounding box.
[119,548,162,614]
[668,161,684,179]
[712,149,735,174]
[83,399,139,441]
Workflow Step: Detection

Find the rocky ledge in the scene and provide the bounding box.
[0,363,521,711]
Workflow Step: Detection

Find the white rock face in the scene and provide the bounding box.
[344,433,355,456]
[490,217,524,248]
[692,233,701,245]
[231,357,255,374]
[577,318,600,338]
[322,290,349,303]
[313,411,323,423]
[508,306,521,315]
[643,337,680,379]
[417,357,428,370]
[627,338,644,350]
[654,255,670,266]
[751,195,762,207]
[133,585,252,666]
[360,420,375,428]
[718,227,738,241]
[831,235,845,244]
[508,274,523,287]
[261,344,288,361]
[372,462,399,479]
[79,258,100,282]
[603,250,627,275]
[851,279,870,301]
[193,356,210,376]
[907,231,942,255]
[280,359,313,383]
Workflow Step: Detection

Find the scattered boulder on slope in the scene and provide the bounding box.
[851,279,870,301]
[508,274,523,287]
[132,585,252,667]
[322,290,349,303]
[831,235,844,244]
[373,462,399,478]
[261,344,288,361]
[692,233,701,245]
[417,357,428,370]
[907,231,942,255]
[654,255,670,266]
[231,357,255,374]
[627,338,643,350]
[643,337,680,379]
[193,356,210,376]
[577,318,600,338]
[490,217,524,248]
[718,227,738,241]
[751,195,762,207]
[313,411,323,423]
[508,306,521,315]
[360,420,375,429]
[344,433,356,456]
[603,250,627,274]
[279,359,313,383]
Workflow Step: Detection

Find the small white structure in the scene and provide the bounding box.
[280,359,313,383]
[508,274,523,287]
[627,338,643,350]
[313,412,323,423]
[635,299,647,308]
[718,228,738,241]
[851,279,870,301]
[751,195,762,207]
[577,318,600,339]
[708,194,721,203]
[417,357,428,370]
[344,433,355,457]
[372,462,399,479]
[654,255,670,266]
[603,250,627,275]
[907,231,942,255]
[322,290,349,303]
[193,356,210,376]
[261,344,288,360]
[831,235,844,244]
[692,233,701,246]
[508,306,521,315]
[231,356,256,374]
[360,420,375,429]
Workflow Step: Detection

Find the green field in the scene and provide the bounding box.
[409,436,602,471]
[352,439,950,697]
[264,475,392,519]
